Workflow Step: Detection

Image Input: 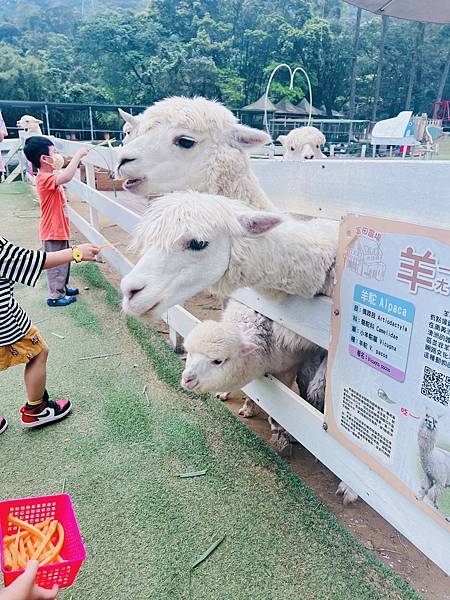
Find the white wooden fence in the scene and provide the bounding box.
[50,137,450,575]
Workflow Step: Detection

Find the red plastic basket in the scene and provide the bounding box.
[0,494,86,589]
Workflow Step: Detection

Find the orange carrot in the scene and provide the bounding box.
[32,520,57,561]
[39,523,65,566]
[8,516,44,541]
[3,547,13,571]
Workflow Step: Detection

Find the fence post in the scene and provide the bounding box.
[88,106,94,141]
[44,105,51,136]
[84,161,100,230]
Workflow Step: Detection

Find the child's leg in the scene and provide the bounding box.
[43,240,70,300]
[23,343,49,404]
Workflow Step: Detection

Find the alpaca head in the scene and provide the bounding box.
[277,126,326,161]
[120,191,283,317]
[181,320,257,393]
[115,96,271,196]
[17,115,43,135]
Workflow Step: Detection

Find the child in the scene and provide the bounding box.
[0,560,58,599]
[0,236,100,432]
[23,137,88,307]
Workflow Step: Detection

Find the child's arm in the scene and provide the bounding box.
[54,148,89,186]
[44,243,100,269]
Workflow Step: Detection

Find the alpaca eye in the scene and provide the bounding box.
[290,146,295,151]
[187,239,209,251]
[175,136,196,149]
[212,359,223,365]
[316,145,319,148]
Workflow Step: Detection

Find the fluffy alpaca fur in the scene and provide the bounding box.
[116,96,275,210]
[121,191,339,318]
[416,412,450,509]
[277,126,326,161]
[16,115,43,135]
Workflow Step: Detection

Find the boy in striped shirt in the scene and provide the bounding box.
[0,237,99,432]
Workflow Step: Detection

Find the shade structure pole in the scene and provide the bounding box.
[372,15,389,122]
[437,46,450,101]
[405,22,425,110]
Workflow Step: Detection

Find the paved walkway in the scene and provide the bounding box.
[0,183,420,599]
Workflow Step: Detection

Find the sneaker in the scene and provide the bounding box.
[47,296,77,307]
[0,417,8,434]
[65,287,80,296]
[20,393,71,429]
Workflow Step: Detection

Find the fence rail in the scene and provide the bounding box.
[42,137,450,574]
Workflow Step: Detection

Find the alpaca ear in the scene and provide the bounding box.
[239,342,258,356]
[233,124,272,148]
[318,132,326,145]
[238,212,284,236]
[277,135,287,145]
[118,108,138,127]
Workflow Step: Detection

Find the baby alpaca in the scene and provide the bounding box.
[277,126,326,161]
[181,300,315,449]
[417,412,450,510]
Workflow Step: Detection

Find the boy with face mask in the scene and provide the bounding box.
[24,137,88,307]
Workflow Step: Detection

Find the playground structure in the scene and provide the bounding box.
[15,135,448,576]
[432,100,450,129]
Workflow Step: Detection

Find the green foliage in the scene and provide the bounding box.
[0,0,449,117]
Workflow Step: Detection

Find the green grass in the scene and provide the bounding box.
[0,185,423,599]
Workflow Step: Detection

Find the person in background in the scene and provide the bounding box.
[23,136,88,307]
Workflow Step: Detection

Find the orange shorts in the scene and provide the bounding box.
[0,326,47,373]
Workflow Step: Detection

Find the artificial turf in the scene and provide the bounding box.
[0,187,422,599]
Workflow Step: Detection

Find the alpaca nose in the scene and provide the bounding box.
[181,370,199,389]
[305,154,314,160]
[126,286,144,301]
[118,156,136,170]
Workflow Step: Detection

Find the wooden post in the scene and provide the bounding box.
[405,22,426,110]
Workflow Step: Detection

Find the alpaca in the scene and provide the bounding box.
[416,412,450,510]
[181,299,315,450]
[16,115,43,135]
[277,126,326,161]
[116,96,275,211]
[120,191,338,317]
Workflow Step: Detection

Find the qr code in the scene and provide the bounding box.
[421,366,450,407]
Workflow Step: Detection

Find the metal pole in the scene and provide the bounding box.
[405,22,425,110]
[348,7,362,141]
[372,15,388,122]
[88,106,94,141]
[44,104,51,135]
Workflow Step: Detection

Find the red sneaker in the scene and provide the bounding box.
[20,397,71,429]
[0,417,8,434]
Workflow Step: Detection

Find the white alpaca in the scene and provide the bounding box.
[416,412,450,510]
[116,96,275,210]
[121,191,338,317]
[277,126,326,161]
[181,299,315,449]
[16,115,43,135]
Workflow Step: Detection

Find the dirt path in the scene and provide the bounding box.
[65,186,449,598]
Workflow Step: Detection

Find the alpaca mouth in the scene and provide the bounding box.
[123,177,144,191]
[182,378,199,391]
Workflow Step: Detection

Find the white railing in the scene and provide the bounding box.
[53,137,450,575]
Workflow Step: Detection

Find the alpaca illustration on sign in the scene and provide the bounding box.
[345,234,386,281]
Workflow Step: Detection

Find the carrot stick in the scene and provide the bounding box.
[39,523,65,566]
[26,538,34,559]
[2,517,49,544]
[18,537,27,564]
[32,520,57,561]
[8,516,45,541]
[3,547,13,571]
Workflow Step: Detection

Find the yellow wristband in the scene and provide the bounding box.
[72,246,83,263]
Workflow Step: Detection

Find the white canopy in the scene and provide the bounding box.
[344,1,450,24]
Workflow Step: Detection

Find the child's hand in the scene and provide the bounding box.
[78,243,100,261]
[0,561,58,599]
[75,148,89,160]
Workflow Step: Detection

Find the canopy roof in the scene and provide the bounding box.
[295,98,325,116]
[273,98,301,114]
[240,94,277,112]
[344,1,450,24]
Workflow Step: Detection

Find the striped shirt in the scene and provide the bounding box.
[0,237,46,346]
